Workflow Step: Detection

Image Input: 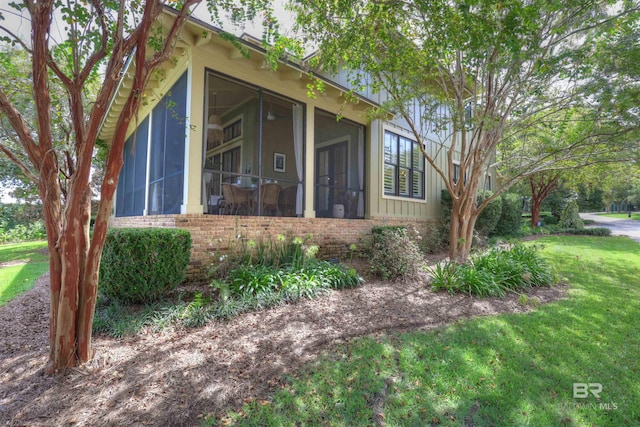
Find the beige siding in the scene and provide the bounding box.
[106,16,461,223]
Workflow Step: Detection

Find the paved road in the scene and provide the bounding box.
[580,212,640,243]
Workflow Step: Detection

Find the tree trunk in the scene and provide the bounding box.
[44,186,92,372]
[529,174,559,228]
[448,179,481,263]
[530,197,542,227]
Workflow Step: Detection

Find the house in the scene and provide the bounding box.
[102,7,455,280]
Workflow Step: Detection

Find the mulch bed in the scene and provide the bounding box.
[0,263,566,426]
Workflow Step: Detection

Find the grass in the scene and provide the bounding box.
[0,240,49,305]
[215,236,640,426]
[598,212,640,220]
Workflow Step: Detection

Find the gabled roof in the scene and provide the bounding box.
[98,6,376,143]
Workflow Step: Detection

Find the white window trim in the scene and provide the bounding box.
[381,125,427,203]
[452,160,460,184]
[484,172,492,191]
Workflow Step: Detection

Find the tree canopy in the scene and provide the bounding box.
[291,0,640,260]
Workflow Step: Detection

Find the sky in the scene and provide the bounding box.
[0,0,297,44]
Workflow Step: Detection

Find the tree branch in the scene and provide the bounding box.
[0,25,32,52]
[0,143,38,183]
[0,88,41,166]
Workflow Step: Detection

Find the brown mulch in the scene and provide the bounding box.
[0,261,567,427]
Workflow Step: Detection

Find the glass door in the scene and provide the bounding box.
[315,142,347,218]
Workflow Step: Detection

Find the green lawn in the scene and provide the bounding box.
[216,236,640,426]
[598,212,640,220]
[0,240,49,305]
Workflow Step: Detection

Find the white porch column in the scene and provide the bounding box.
[181,62,206,214]
[304,105,316,218]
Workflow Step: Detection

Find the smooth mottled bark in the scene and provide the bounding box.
[529,173,559,228]
[1,0,204,373]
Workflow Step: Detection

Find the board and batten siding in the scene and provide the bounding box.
[368,101,452,221]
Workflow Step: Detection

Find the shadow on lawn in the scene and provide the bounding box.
[226,238,640,426]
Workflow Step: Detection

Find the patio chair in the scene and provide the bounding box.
[221,183,253,215]
[278,185,297,217]
[260,182,281,216]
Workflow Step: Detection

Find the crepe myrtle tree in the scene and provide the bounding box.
[291,0,640,262]
[501,106,638,227]
[0,0,280,373]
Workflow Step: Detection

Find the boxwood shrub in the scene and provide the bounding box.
[100,228,192,304]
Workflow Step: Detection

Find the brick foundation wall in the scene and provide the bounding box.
[110,214,437,283]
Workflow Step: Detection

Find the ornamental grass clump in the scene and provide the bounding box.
[430,244,555,297]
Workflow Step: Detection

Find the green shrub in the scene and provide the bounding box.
[365,225,424,280]
[218,258,362,298]
[540,214,558,226]
[475,191,502,236]
[429,244,555,297]
[559,199,584,229]
[100,228,192,304]
[209,234,317,279]
[561,227,611,236]
[0,219,46,243]
[210,234,363,302]
[492,193,522,236]
[441,189,503,237]
[225,264,283,296]
[422,221,450,254]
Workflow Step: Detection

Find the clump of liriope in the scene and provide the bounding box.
[430,244,556,297]
[208,233,363,311]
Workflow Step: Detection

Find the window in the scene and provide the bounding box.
[116,117,149,217]
[485,174,492,191]
[384,130,424,199]
[464,101,473,128]
[453,162,460,184]
[223,119,242,143]
[452,161,467,185]
[148,72,187,215]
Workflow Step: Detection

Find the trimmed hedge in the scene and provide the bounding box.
[100,228,192,304]
[561,227,611,236]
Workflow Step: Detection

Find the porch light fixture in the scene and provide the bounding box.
[207,93,223,148]
[266,109,276,121]
[266,99,276,121]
